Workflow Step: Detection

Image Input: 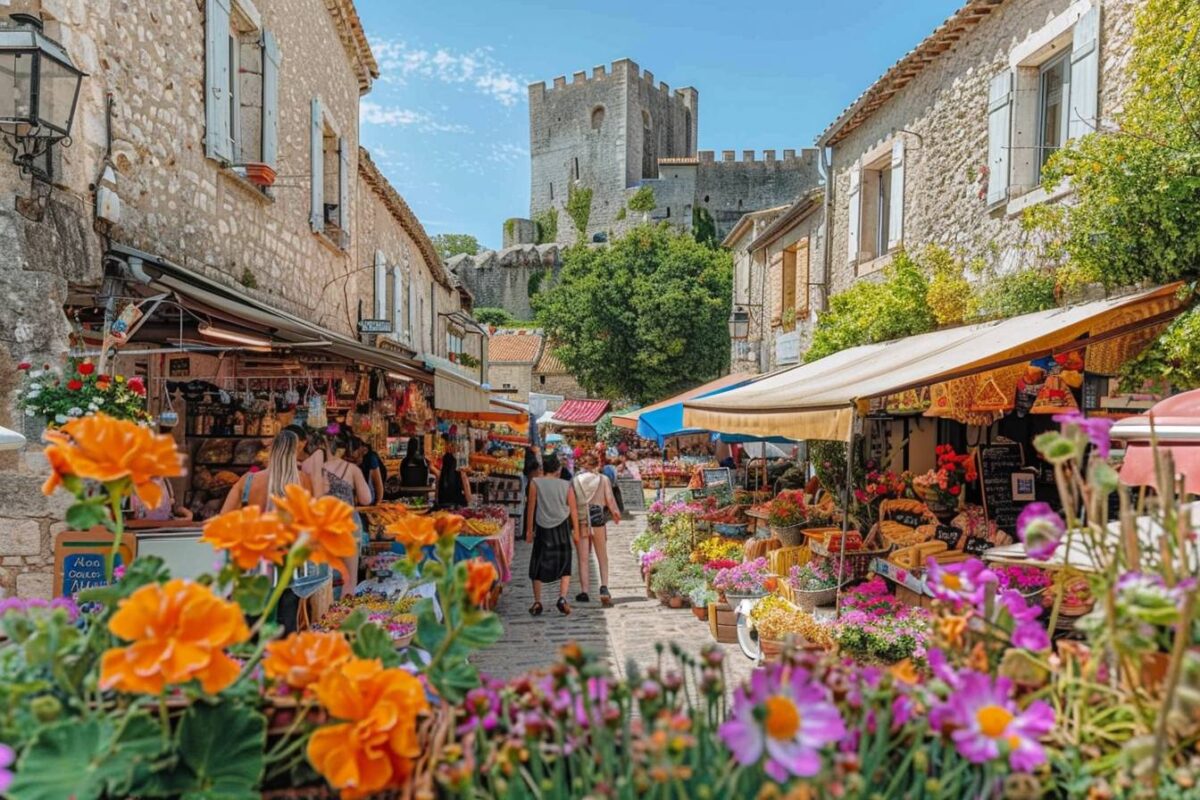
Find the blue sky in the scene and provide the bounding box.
[355,0,963,251]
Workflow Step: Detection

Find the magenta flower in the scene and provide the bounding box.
[1054,410,1115,458]
[1016,502,1065,561]
[720,665,846,781]
[1010,621,1050,651]
[937,671,1054,771]
[457,683,501,735]
[925,557,997,607]
[0,742,12,794]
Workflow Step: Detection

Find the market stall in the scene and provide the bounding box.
[544,398,611,452]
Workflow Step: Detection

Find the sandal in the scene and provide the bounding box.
[556,597,571,616]
[528,602,543,616]
[599,586,613,607]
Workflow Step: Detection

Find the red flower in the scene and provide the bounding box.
[949,485,961,496]
[128,376,146,396]
[17,361,30,371]
[77,361,95,376]
[67,379,83,391]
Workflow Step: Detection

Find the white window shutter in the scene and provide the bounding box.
[205,0,232,162]
[408,269,418,348]
[1068,4,1100,140]
[846,160,861,263]
[391,265,403,339]
[338,136,351,242]
[887,137,905,251]
[261,30,280,168]
[986,70,1013,206]
[374,250,387,319]
[309,98,323,232]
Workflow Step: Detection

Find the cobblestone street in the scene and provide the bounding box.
[471,512,757,688]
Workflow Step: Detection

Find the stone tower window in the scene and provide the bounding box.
[574,157,580,180]
[591,105,605,130]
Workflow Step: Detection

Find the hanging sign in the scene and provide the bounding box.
[358,319,393,334]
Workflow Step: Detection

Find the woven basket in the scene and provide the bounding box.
[770,523,806,547]
[790,585,839,611]
[809,537,887,582]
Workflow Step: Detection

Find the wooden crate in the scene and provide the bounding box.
[895,586,936,611]
[708,602,738,644]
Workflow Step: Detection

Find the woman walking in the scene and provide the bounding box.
[307,430,372,595]
[525,453,580,616]
[572,454,621,606]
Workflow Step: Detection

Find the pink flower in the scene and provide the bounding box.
[1011,621,1050,651]
[0,741,13,794]
[1016,503,1065,561]
[720,665,846,781]
[1053,410,1115,459]
[925,557,997,608]
[936,671,1054,771]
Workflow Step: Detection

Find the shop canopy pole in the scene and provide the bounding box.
[834,405,857,620]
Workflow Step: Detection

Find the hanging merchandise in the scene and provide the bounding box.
[158,382,179,429]
[968,364,1023,413]
[885,386,931,415]
[1013,359,1053,417]
[925,375,977,420]
[308,380,328,429]
[284,379,300,408]
[356,373,370,404]
[1030,374,1079,414]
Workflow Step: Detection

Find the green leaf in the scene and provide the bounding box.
[231,574,272,616]
[337,607,368,633]
[79,555,170,606]
[171,701,266,798]
[353,622,402,667]
[66,501,110,531]
[430,658,480,704]
[414,599,445,651]
[456,613,504,649]
[7,715,162,800]
[1033,432,1078,465]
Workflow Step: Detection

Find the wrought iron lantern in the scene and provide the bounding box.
[0,14,85,177]
[728,306,751,340]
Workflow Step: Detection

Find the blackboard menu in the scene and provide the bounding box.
[963,536,992,556]
[934,524,964,549]
[702,468,732,489]
[977,443,1025,533]
[616,478,645,511]
[885,509,928,529]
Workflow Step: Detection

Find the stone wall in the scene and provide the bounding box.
[535,372,589,400]
[696,149,821,241]
[450,245,561,321]
[825,0,1136,296]
[488,363,534,402]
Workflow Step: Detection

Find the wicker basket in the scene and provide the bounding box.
[790,585,840,611]
[770,523,806,547]
[714,522,750,537]
[809,536,887,582]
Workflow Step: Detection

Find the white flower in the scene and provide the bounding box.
[29,370,43,379]
[25,408,36,417]
[87,403,99,411]
[94,397,105,405]
[28,383,41,391]
[54,414,68,424]
[26,391,40,400]
[67,407,83,417]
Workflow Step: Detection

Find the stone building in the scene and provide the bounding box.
[820,0,1129,296]
[533,343,589,400]
[485,331,543,403]
[504,59,820,248]
[0,0,472,598]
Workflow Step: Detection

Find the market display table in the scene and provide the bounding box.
[455,517,515,583]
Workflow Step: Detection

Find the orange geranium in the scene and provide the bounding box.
[307,657,430,799]
[263,630,353,690]
[433,512,465,537]
[42,413,184,507]
[100,578,250,695]
[200,506,296,569]
[385,513,439,553]
[274,484,358,576]
[464,558,498,606]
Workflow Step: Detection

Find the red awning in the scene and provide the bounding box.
[550,399,611,426]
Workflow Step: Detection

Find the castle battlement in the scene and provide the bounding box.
[697,148,814,165]
[529,59,696,104]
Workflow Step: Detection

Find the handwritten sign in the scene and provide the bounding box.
[976,443,1025,533]
[53,528,136,598]
[963,536,993,557]
[933,524,964,550]
[616,478,645,511]
[886,509,927,529]
[702,468,732,489]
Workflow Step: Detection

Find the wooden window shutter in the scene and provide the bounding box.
[407,266,418,347]
[261,30,280,168]
[846,160,861,263]
[391,264,404,339]
[338,136,351,244]
[986,70,1013,205]
[205,0,233,162]
[781,248,797,317]
[309,98,323,232]
[887,137,905,250]
[796,239,810,317]
[1068,4,1100,141]
[374,250,387,319]
[769,251,784,324]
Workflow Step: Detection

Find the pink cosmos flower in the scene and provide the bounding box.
[999,590,1051,651]
[1017,502,1065,561]
[457,683,501,735]
[925,557,997,607]
[720,664,846,781]
[1054,410,1115,459]
[937,671,1054,771]
[0,742,12,794]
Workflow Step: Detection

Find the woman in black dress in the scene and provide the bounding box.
[435,452,473,508]
[525,453,580,616]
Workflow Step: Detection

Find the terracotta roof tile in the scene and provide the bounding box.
[489,332,544,363]
[535,344,567,374]
[658,156,699,165]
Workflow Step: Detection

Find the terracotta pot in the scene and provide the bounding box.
[759,637,784,663]
[691,605,708,621]
[243,161,277,187]
[668,595,683,609]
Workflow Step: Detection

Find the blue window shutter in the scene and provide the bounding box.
[338,136,351,244]
[310,98,323,232]
[261,30,280,168]
[986,70,1013,206]
[1068,5,1100,141]
[205,0,232,161]
[374,250,387,319]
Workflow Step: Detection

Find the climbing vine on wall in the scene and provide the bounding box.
[533,209,558,244]
[692,206,718,249]
[566,185,593,238]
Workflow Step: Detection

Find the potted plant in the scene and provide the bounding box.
[912,444,977,519]
[711,557,773,604]
[995,563,1052,605]
[686,580,717,621]
[766,491,834,546]
[650,558,702,608]
[786,556,846,610]
[749,596,833,662]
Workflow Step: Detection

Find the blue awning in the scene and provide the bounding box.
[617,374,755,445]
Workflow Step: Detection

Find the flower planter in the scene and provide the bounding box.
[724,591,768,607]
[770,523,807,547]
[759,637,784,663]
[243,161,277,187]
[691,605,708,621]
[707,602,738,643]
[791,585,839,611]
[668,595,683,609]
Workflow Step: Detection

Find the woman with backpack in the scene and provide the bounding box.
[571,454,621,607]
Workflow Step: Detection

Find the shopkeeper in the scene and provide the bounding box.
[435,452,473,508]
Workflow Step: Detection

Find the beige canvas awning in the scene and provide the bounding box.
[683,284,1184,442]
[612,373,754,431]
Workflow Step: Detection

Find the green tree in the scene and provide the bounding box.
[692,206,719,249]
[1041,0,1200,288]
[628,185,657,215]
[432,233,482,260]
[473,307,514,327]
[533,223,732,403]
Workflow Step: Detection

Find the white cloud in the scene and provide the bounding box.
[370,39,526,107]
[487,142,528,164]
[360,101,470,134]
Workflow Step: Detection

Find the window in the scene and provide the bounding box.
[309,98,349,247]
[549,182,554,201]
[1038,52,1070,171]
[988,2,1100,205]
[875,167,892,256]
[591,106,604,130]
[573,157,580,180]
[847,138,905,266]
[540,375,546,385]
[204,0,278,173]
[778,238,811,330]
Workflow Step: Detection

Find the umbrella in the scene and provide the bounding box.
[1111,388,1200,495]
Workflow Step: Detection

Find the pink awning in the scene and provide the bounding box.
[550,399,611,426]
[1114,388,1200,495]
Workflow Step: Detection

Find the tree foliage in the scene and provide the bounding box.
[533,224,732,403]
[692,206,719,249]
[432,233,482,260]
[1041,0,1200,287]
[627,185,657,214]
[566,185,593,237]
[533,209,558,244]
[473,307,514,327]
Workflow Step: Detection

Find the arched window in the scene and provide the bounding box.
[591,105,605,130]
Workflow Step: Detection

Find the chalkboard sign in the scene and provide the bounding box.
[616,478,646,511]
[702,468,733,489]
[964,536,992,556]
[976,443,1025,533]
[886,509,928,529]
[934,524,964,549]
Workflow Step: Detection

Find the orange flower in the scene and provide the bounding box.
[100,578,249,695]
[263,630,353,690]
[42,413,184,506]
[385,513,439,554]
[938,614,969,649]
[200,506,296,569]
[433,512,465,537]
[464,558,498,606]
[307,658,430,799]
[274,484,358,576]
[889,659,920,685]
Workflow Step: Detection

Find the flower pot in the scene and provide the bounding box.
[770,523,806,547]
[792,585,839,611]
[656,590,671,605]
[244,161,277,187]
[393,632,415,649]
[645,572,655,598]
[691,606,708,621]
[724,591,768,606]
[668,595,683,609]
[759,637,784,663]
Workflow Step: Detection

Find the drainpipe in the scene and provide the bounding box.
[818,144,833,312]
[756,238,768,373]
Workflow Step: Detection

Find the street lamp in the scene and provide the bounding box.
[0,14,86,178]
[728,306,751,340]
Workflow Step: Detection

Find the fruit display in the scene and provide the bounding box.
[469,452,522,477]
[464,518,502,536]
